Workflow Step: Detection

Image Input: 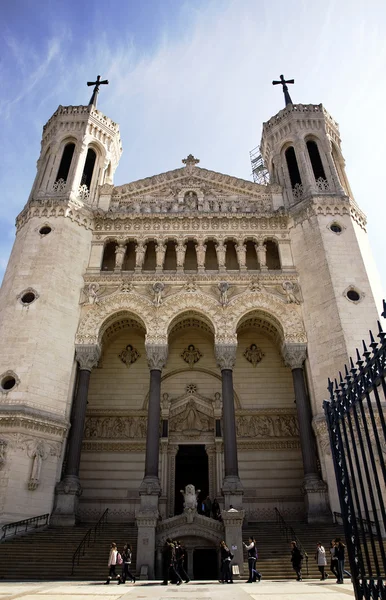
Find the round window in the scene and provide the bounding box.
[21,292,36,304]
[1,376,16,391]
[330,223,342,234]
[39,226,52,235]
[347,289,360,302]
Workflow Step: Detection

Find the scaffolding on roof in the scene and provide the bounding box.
[250,146,270,185]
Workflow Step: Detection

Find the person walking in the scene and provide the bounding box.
[290,541,303,581]
[121,543,136,584]
[329,539,339,581]
[243,537,261,583]
[335,538,351,583]
[175,541,190,583]
[161,539,182,586]
[105,542,122,584]
[315,542,328,581]
[220,541,233,583]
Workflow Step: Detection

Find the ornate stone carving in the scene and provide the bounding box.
[170,399,213,435]
[236,413,299,438]
[181,344,202,368]
[52,178,66,193]
[180,484,200,512]
[27,440,48,491]
[282,343,307,369]
[282,281,301,304]
[84,416,147,439]
[114,244,126,269]
[75,344,101,371]
[215,344,237,371]
[118,344,140,368]
[145,344,168,371]
[218,281,230,306]
[243,344,264,367]
[182,154,200,169]
[153,282,164,306]
[0,440,7,469]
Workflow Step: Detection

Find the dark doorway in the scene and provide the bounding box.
[174,445,209,515]
[193,548,218,580]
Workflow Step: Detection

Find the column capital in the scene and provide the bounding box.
[145,344,168,371]
[215,344,237,371]
[282,343,307,369]
[75,344,101,371]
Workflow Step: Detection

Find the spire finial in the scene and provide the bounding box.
[272,74,295,107]
[87,75,109,108]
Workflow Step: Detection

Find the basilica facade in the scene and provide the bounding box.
[0,92,382,576]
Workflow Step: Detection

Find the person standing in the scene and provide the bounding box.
[220,541,233,583]
[105,542,122,584]
[204,496,212,518]
[290,541,303,581]
[212,498,221,520]
[329,539,339,581]
[121,543,136,584]
[243,537,261,583]
[335,538,351,583]
[161,539,182,586]
[175,541,190,583]
[315,542,328,580]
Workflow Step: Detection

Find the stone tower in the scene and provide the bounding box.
[260,102,383,506]
[0,102,122,523]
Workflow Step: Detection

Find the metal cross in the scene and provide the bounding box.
[87,75,109,108]
[272,74,295,107]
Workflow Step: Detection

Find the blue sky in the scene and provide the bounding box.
[1,0,386,298]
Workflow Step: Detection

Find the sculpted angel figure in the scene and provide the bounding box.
[119,344,140,368]
[181,344,202,368]
[243,343,265,367]
[180,483,201,511]
[153,282,164,306]
[85,283,99,304]
[282,281,300,304]
[218,281,230,306]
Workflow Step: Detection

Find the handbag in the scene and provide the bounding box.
[117,552,123,565]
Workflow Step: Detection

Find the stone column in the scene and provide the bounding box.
[222,508,245,577]
[114,243,126,272]
[52,344,100,525]
[294,138,316,196]
[136,343,168,579]
[215,344,243,508]
[256,241,267,271]
[282,343,330,522]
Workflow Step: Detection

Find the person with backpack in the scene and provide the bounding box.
[220,540,233,583]
[290,540,303,581]
[121,543,136,584]
[243,537,261,583]
[105,542,122,584]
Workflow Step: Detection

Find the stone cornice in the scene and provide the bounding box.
[0,405,69,439]
[289,195,367,230]
[16,200,94,233]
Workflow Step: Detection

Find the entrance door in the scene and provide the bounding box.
[193,548,218,580]
[174,445,209,515]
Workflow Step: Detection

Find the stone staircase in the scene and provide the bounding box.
[0,522,137,581]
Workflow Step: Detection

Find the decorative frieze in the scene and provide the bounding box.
[243,344,264,367]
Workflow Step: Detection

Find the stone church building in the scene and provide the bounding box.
[0,85,382,576]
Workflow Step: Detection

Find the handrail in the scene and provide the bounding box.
[1,513,49,541]
[333,511,377,534]
[274,507,309,576]
[71,508,109,574]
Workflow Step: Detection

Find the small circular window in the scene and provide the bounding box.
[330,223,342,234]
[347,289,360,302]
[21,292,36,304]
[0,371,19,392]
[39,226,52,235]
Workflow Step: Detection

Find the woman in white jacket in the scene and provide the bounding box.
[315,542,328,581]
[105,542,122,584]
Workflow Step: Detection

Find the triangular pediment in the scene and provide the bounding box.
[169,391,214,436]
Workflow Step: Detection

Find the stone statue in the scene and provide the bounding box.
[86,283,99,304]
[176,242,186,267]
[184,191,198,210]
[196,243,206,268]
[153,282,164,306]
[28,442,46,491]
[135,243,146,269]
[282,281,300,304]
[243,344,265,367]
[218,281,230,306]
[181,344,202,368]
[118,344,140,368]
[180,483,201,511]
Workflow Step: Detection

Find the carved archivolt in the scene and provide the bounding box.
[75,286,306,346]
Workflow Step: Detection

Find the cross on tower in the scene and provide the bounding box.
[87,75,109,108]
[272,74,295,107]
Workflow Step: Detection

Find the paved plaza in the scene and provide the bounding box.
[0,580,355,600]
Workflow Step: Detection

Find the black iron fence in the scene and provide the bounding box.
[1,513,49,541]
[324,301,386,600]
[71,508,109,574]
[275,507,309,575]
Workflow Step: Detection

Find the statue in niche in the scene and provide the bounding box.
[181,344,202,368]
[119,344,140,368]
[184,191,198,210]
[28,441,46,491]
[153,282,164,306]
[180,483,201,512]
[218,281,230,306]
[213,391,222,410]
[282,281,301,304]
[243,344,265,367]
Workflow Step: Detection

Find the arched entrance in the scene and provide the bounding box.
[174,445,209,515]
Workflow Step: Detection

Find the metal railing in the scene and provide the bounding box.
[1,513,50,541]
[275,507,309,575]
[71,508,109,574]
[333,511,377,535]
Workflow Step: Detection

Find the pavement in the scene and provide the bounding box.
[0,580,355,600]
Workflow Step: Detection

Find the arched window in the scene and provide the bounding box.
[285,147,302,188]
[265,240,281,270]
[306,140,326,180]
[101,241,117,271]
[225,241,239,270]
[55,143,75,183]
[184,241,198,271]
[122,241,136,271]
[164,241,177,271]
[205,240,218,270]
[246,241,258,270]
[143,241,156,271]
[81,148,97,189]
